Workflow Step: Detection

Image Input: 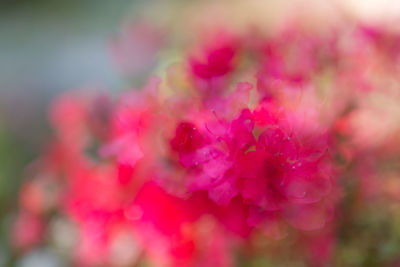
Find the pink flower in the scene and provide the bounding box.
[188,32,239,94]
[131,181,234,267]
[168,107,255,206]
[170,122,205,155]
[236,103,333,234]
[189,34,237,80]
[12,212,44,250]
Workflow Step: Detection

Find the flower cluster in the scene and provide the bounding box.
[13,20,400,267]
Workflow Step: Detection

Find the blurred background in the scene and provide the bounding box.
[1,0,400,266]
[0,1,135,265]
